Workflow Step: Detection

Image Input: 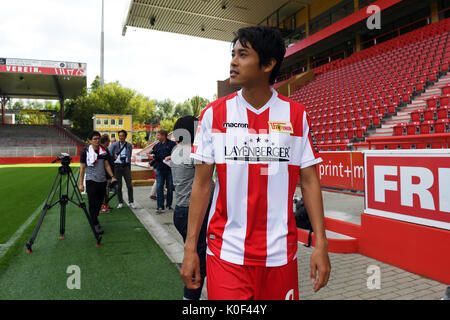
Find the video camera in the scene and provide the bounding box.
[52,153,72,166]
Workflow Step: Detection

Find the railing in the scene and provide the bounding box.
[0,145,78,157]
[317,133,450,151]
[52,125,87,147]
[364,133,450,149]
[360,7,450,49]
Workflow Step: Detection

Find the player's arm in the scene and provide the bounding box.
[180,162,214,289]
[300,165,331,292]
[79,163,86,192]
[104,160,116,182]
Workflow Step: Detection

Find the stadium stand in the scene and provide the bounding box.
[289,17,450,150]
[0,124,85,157]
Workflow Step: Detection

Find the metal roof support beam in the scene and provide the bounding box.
[131,2,254,26]
[1,95,9,125]
[52,75,64,126]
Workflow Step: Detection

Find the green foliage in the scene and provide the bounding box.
[190,95,209,117]
[8,75,212,146]
[173,100,193,118]
[65,79,156,140]
[6,99,59,125]
[160,118,177,133]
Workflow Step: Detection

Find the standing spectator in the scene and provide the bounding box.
[100,134,115,213]
[443,286,450,300]
[171,116,212,300]
[109,130,135,209]
[152,129,176,213]
[79,131,117,235]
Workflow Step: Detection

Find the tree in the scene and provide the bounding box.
[155,99,175,120]
[173,100,193,118]
[190,95,209,117]
[65,79,155,140]
[160,118,177,133]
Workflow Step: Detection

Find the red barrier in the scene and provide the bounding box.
[359,213,450,284]
[0,156,80,165]
[297,217,360,253]
[361,150,450,283]
[316,151,364,192]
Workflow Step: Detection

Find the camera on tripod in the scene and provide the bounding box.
[25,152,102,253]
[53,153,72,166]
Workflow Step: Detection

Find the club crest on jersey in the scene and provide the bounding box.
[268,121,293,133]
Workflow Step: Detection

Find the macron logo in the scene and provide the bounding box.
[223,122,249,128]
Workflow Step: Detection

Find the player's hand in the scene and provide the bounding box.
[310,247,331,292]
[79,184,84,193]
[111,176,117,183]
[180,249,201,289]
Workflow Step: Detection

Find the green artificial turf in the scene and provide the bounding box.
[0,165,62,243]
[0,165,183,299]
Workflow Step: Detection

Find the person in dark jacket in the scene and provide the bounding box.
[151,129,176,213]
[108,130,135,209]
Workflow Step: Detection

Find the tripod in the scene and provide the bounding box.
[26,156,102,253]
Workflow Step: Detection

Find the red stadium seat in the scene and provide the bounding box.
[406,122,421,135]
[426,97,438,109]
[393,123,407,136]
[420,120,434,134]
[347,128,355,140]
[372,115,382,127]
[437,106,449,119]
[435,118,450,133]
[424,107,437,121]
[411,109,424,122]
[387,104,397,114]
[442,85,450,95]
[356,127,366,139]
[377,105,387,116]
[440,95,450,107]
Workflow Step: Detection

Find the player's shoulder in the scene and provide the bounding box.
[200,92,239,118]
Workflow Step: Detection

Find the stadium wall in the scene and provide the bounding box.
[0,156,80,165]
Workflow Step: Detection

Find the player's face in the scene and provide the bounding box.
[230,40,264,87]
[90,135,100,147]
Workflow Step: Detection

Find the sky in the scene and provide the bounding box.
[0,0,233,103]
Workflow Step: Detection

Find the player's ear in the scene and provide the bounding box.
[262,58,276,74]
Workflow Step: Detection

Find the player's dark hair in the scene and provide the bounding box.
[232,26,286,85]
[173,115,198,144]
[88,131,101,140]
[158,129,168,137]
[118,130,127,137]
[100,134,110,144]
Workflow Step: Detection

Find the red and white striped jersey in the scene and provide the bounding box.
[191,89,322,267]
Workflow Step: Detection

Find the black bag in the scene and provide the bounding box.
[294,196,313,247]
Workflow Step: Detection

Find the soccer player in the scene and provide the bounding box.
[180,26,331,300]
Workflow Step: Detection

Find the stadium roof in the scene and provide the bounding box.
[122,0,313,41]
[0,58,87,100]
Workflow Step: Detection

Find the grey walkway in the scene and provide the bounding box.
[122,166,448,300]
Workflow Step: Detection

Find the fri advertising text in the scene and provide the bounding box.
[365,154,450,230]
